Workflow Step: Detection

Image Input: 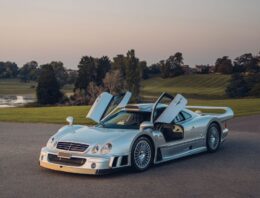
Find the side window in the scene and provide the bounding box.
[181,111,192,120]
[173,113,185,123]
[154,107,166,121]
[173,111,191,123]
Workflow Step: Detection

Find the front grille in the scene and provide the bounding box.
[48,154,86,166]
[56,142,89,152]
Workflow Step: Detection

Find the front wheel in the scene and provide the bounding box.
[131,136,154,172]
[206,123,221,153]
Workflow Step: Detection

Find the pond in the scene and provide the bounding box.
[0,95,35,108]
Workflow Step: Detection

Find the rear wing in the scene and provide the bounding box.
[186,106,234,121]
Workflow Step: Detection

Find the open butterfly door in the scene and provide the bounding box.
[152,93,188,124]
[86,91,132,123]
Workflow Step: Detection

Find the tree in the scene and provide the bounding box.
[139,61,149,79]
[196,65,210,74]
[245,73,259,90]
[18,61,38,82]
[160,52,184,78]
[160,60,169,78]
[173,52,184,65]
[148,63,161,76]
[125,50,141,100]
[66,69,78,84]
[103,70,125,95]
[86,82,104,104]
[0,61,18,78]
[234,53,259,73]
[96,56,111,86]
[246,73,260,97]
[112,54,126,78]
[225,74,249,98]
[215,56,233,74]
[249,83,260,97]
[0,62,5,77]
[233,62,245,73]
[74,56,96,91]
[36,64,63,105]
[50,61,68,87]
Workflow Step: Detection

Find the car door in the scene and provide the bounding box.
[158,111,201,160]
[151,93,200,159]
[180,111,205,149]
[151,93,187,124]
[86,91,132,123]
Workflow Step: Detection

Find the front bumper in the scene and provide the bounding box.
[39,147,128,175]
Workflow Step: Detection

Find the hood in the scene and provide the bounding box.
[57,126,138,146]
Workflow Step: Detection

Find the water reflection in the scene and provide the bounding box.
[0,95,35,108]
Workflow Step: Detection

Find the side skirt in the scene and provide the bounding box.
[154,146,207,164]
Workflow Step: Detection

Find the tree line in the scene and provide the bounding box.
[148,52,260,98]
[213,54,260,98]
[0,61,77,86]
[36,49,146,105]
[1,50,260,105]
[152,53,260,77]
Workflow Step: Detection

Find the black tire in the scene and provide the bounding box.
[131,136,154,172]
[206,123,221,153]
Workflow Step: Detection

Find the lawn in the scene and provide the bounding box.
[0,98,259,124]
[0,79,74,96]
[141,74,230,99]
[0,74,259,124]
[0,106,93,125]
[0,79,36,95]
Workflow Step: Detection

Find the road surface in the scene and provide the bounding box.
[0,115,260,198]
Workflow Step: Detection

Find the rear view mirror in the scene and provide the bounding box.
[66,116,74,126]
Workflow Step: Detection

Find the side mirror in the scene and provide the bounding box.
[66,116,74,126]
[140,121,154,131]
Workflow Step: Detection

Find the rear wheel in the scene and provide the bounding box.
[206,123,221,152]
[131,136,154,172]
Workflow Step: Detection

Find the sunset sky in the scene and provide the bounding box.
[0,0,259,68]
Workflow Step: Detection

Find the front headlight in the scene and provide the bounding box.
[100,143,112,154]
[91,145,100,154]
[46,137,57,148]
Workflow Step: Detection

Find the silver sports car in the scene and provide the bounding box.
[39,92,234,175]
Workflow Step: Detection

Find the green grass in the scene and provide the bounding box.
[0,74,259,124]
[188,98,260,117]
[0,79,73,96]
[0,106,93,125]
[0,79,36,95]
[0,98,259,124]
[141,74,230,99]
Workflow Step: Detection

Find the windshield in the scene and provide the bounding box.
[98,110,151,129]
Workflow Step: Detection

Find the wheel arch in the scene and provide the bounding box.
[206,120,222,152]
[129,133,156,166]
[208,120,222,135]
[140,134,155,152]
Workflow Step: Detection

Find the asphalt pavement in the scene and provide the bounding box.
[0,115,260,198]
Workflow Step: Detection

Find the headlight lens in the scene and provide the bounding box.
[46,137,57,148]
[100,143,112,154]
[91,145,100,154]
